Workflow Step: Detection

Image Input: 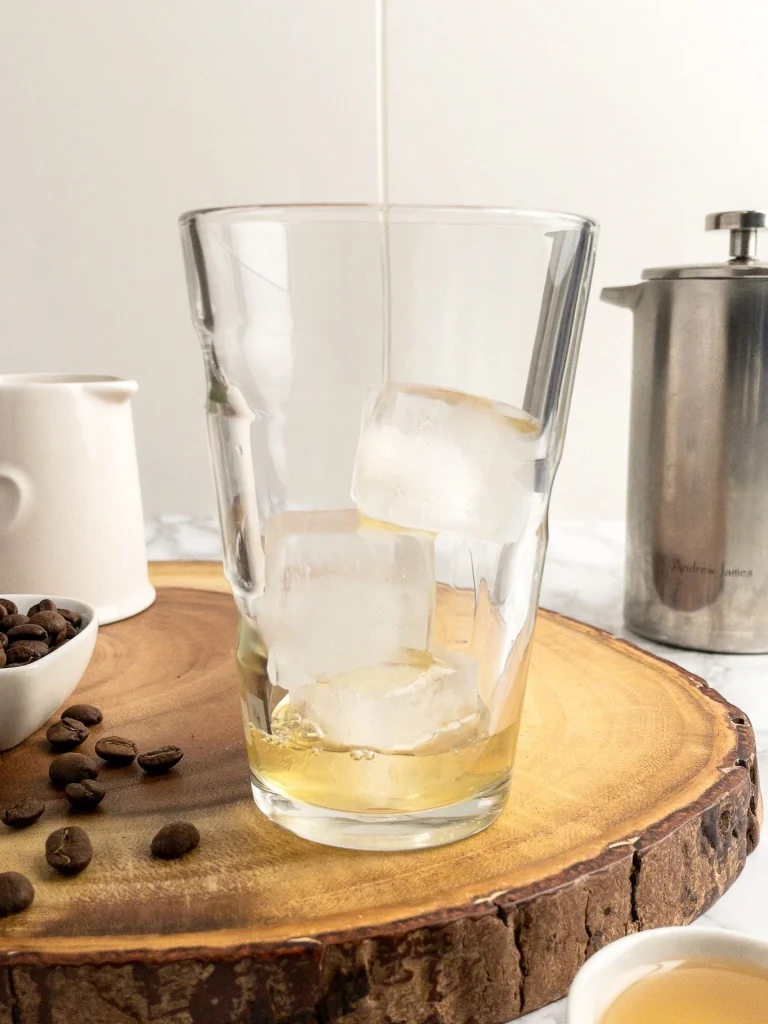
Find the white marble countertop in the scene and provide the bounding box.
[147,518,768,1024]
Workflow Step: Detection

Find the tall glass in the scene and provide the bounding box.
[180,205,596,850]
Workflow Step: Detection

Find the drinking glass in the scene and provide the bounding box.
[180,204,596,850]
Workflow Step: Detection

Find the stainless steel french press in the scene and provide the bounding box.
[603,211,768,653]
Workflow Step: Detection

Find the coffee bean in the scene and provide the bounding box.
[0,648,6,668]
[52,627,67,646]
[28,599,57,616]
[64,622,79,640]
[47,718,89,752]
[0,599,18,616]
[0,872,34,917]
[0,613,29,632]
[29,610,66,637]
[138,745,183,775]
[61,703,103,726]
[95,736,137,767]
[65,780,106,810]
[7,622,49,642]
[151,821,199,859]
[2,797,45,829]
[45,826,92,875]
[58,608,82,627]
[49,752,100,788]
[7,640,50,664]
[0,633,6,650]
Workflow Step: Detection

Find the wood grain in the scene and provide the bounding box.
[0,562,760,1024]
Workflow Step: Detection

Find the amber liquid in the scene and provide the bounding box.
[246,706,520,813]
[602,957,768,1024]
[240,641,527,815]
[238,579,531,815]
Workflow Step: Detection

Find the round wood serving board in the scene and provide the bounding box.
[0,563,760,1024]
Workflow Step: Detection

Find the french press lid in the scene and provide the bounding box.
[642,210,768,280]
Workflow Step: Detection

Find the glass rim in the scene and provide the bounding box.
[179,202,597,232]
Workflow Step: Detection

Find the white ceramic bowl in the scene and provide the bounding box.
[0,595,98,751]
[567,926,768,1023]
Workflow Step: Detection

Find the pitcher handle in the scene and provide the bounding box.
[0,464,33,535]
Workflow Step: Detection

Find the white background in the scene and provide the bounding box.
[2,0,767,523]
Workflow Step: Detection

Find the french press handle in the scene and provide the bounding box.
[705,210,768,260]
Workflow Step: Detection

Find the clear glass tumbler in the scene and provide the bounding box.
[180,205,596,850]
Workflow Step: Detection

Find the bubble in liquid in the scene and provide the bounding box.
[350,748,376,761]
[299,720,321,741]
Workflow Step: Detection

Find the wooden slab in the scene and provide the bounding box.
[0,563,760,1024]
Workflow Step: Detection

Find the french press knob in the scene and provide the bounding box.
[705,210,768,261]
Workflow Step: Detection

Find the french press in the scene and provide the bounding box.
[602,211,768,653]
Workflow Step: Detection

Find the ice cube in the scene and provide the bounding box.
[432,518,547,720]
[351,384,543,542]
[255,510,434,680]
[433,531,509,590]
[290,647,486,753]
[432,549,507,707]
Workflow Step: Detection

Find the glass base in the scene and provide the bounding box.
[250,774,510,851]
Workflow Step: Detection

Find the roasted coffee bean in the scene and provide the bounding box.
[0,613,29,632]
[61,703,103,726]
[65,780,106,810]
[29,610,67,637]
[0,872,34,917]
[2,797,45,829]
[45,826,92,875]
[65,622,79,640]
[49,752,100,788]
[95,736,137,766]
[46,718,89,751]
[27,599,57,616]
[58,608,82,627]
[151,821,199,860]
[7,622,49,642]
[52,627,67,646]
[7,640,49,664]
[0,632,6,650]
[0,648,6,668]
[138,745,183,775]
[0,599,18,616]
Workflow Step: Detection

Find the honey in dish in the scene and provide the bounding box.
[601,956,768,1024]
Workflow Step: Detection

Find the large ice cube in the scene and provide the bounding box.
[290,647,486,753]
[351,384,542,542]
[431,517,547,721]
[256,510,434,681]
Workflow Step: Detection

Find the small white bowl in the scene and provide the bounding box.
[567,926,768,1023]
[0,595,98,751]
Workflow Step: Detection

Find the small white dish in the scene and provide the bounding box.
[567,926,768,1022]
[0,595,98,751]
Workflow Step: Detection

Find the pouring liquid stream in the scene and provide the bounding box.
[376,0,392,382]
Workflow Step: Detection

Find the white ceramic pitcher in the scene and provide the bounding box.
[0,374,155,623]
